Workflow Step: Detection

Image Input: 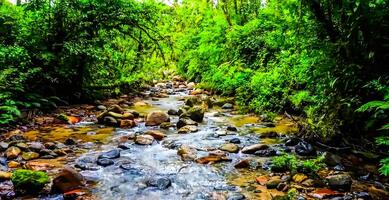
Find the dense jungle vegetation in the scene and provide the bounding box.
[0,0,388,174]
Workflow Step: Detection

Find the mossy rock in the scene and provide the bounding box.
[11,169,50,193]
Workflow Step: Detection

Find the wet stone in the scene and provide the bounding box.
[146,177,172,190]
[227,193,246,200]
[98,149,121,159]
[65,138,76,145]
[229,138,241,144]
[241,144,269,154]
[118,143,132,150]
[254,149,277,157]
[227,126,238,131]
[97,158,114,167]
[134,135,154,145]
[53,167,84,193]
[167,109,178,115]
[0,142,9,151]
[219,143,239,153]
[295,141,316,156]
[0,180,15,199]
[222,103,233,109]
[5,146,21,159]
[285,137,300,146]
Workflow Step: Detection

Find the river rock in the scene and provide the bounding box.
[326,173,352,191]
[187,82,195,89]
[285,137,300,146]
[146,177,172,190]
[177,145,197,161]
[177,118,198,129]
[178,125,198,134]
[8,161,20,168]
[185,96,200,107]
[134,135,154,145]
[97,158,114,166]
[103,116,119,126]
[182,106,204,122]
[145,111,170,126]
[227,193,246,200]
[196,155,231,164]
[293,173,308,183]
[160,122,173,129]
[368,186,389,200]
[99,149,120,160]
[108,104,124,114]
[266,177,282,189]
[221,103,233,109]
[219,143,239,153]
[295,141,316,156]
[241,144,269,154]
[234,160,250,169]
[120,119,136,128]
[53,167,84,193]
[254,149,277,157]
[229,138,241,144]
[21,152,40,161]
[28,142,45,152]
[5,147,21,159]
[191,89,203,95]
[0,171,12,180]
[97,105,107,110]
[0,142,9,151]
[0,180,15,199]
[227,126,237,131]
[167,109,178,115]
[145,130,166,140]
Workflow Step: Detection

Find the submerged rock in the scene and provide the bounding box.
[177,145,197,161]
[196,155,231,164]
[167,109,178,115]
[145,111,170,126]
[146,177,172,190]
[254,149,277,157]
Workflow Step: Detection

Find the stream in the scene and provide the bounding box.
[1,79,387,200]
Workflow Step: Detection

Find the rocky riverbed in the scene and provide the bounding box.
[0,77,388,200]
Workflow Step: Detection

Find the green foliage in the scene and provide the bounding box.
[271,154,326,173]
[356,83,389,176]
[11,169,50,192]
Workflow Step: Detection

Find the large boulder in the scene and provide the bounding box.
[182,106,204,122]
[53,167,84,193]
[145,111,170,126]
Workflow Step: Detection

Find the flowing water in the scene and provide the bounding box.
[20,86,301,199]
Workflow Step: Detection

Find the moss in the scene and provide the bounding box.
[271,154,326,173]
[11,169,50,192]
